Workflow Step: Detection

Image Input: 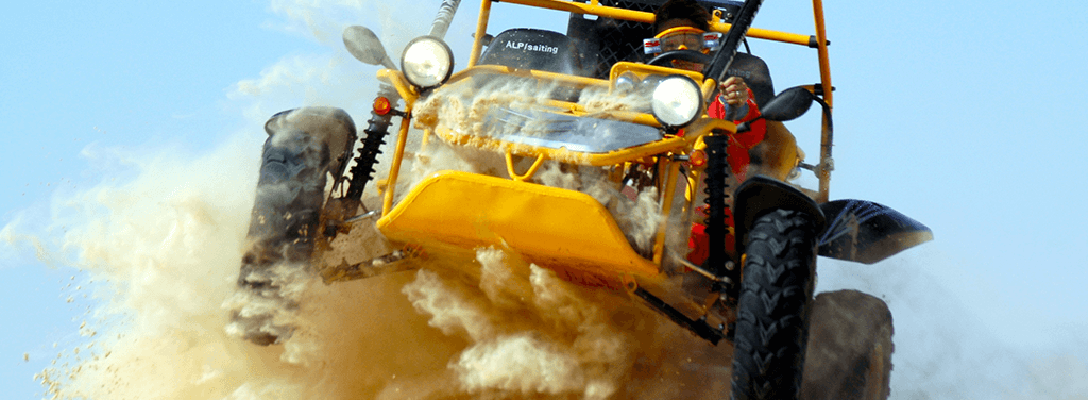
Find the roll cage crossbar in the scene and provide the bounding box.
[466,0,835,202]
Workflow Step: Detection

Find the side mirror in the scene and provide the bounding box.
[343,26,397,70]
[760,86,816,122]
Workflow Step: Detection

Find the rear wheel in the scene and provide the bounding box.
[730,209,818,400]
[232,107,354,346]
[801,289,893,400]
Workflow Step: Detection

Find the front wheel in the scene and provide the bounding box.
[730,209,818,400]
[231,107,355,346]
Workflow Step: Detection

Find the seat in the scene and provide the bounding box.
[478,29,588,76]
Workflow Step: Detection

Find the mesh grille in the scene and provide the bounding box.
[588,0,661,77]
[565,0,736,79]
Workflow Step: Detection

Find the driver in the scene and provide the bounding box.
[650,0,766,180]
[650,0,768,267]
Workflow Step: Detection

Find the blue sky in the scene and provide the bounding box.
[3,0,1087,399]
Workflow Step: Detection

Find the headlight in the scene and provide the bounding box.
[614,72,639,94]
[650,75,702,128]
[401,36,454,89]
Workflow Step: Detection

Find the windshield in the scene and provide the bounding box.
[415,74,664,154]
[479,107,662,153]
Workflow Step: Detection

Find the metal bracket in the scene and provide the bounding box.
[632,286,726,345]
[505,151,547,182]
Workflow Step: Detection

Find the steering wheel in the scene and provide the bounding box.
[647,50,714,67]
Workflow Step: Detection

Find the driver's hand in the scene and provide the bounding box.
[719,77,750,106]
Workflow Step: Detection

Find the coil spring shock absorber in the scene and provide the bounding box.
[345,84,400,202]
[702,134,740,305]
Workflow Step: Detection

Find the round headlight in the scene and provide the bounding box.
[614,72,639,94]
[401,36,454,89]
[650,75,703,128]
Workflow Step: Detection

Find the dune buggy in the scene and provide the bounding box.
[230,0,931,398]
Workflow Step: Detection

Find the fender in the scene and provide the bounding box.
[734,177,933,264]
[816,199,933,264]
[265,106,357,179]
[733,175,827,256]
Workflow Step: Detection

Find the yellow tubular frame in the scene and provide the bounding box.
[467,0,493,67]
[470,0,828,66]
[378,0,835,272]
[451,64,606,89]
[506,151,548,181]
[812,0,833,202]
[382,102,414,216]
[466,0,836,201]
[431,117,735,167]
[653,161,682,265]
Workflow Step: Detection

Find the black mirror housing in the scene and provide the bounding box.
[343,26,397,70]
[760,86,816,122]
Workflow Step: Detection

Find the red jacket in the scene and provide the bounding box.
[687,88,766,266]
[706,89,765,181]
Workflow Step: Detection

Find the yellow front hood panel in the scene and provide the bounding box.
[376,170,661,288]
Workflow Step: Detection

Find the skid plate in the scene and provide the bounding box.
[376,170,661,288]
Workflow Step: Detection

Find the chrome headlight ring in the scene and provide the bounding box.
[614,72,640,94]
[650,75,703,128]
[401,36,454,89]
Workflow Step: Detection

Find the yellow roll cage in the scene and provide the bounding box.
[382,0,834,201]
[466,0,835,202]
[366,0,836,286]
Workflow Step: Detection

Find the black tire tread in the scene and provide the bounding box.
[233,108,351,346]
[731,209,817,400]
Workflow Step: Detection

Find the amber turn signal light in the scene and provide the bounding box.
[373,97,392,116]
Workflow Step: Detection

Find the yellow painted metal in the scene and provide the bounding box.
[468,0,493,67]
[450,64,608,89]
[506,151,548,181]
[813,0,834,203]
[700,78,718,102]
[708,21,813,47]
[467,0,820,73]
[490,0,815,47]
[813,0,833,109]
[382,102,415,216]
[377,69,419,104]
[376,170,663,287]
[609,62,717,101]
[677,117,736,141]
[572,109,662,128]
[609,62,703,83]
[618,111,662,127]
[421,128,432,147]
[367,0,838,288]
[431,125,684,166]
[431,116,733,167]
[539,99,662,127]
[652,160,682,264]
